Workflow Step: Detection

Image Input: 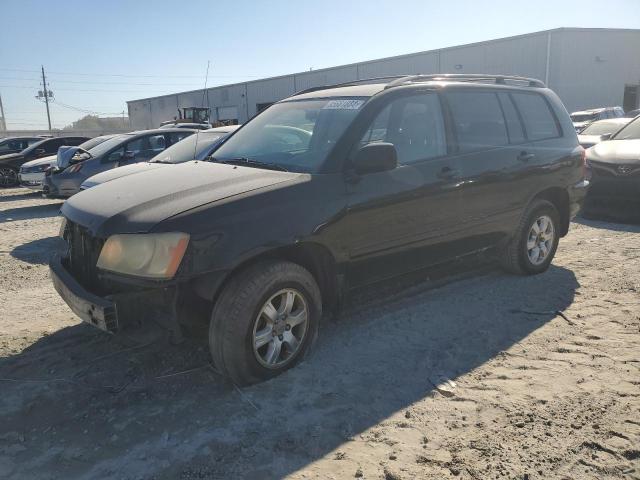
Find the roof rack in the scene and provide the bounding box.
[385,74,545,89]
[291,75,408,97]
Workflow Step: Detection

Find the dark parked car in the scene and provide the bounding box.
[583,115,640,221]
[43,128,196,197]
[577,117,631,149]
[0,136,89,187]
[0,136,45,155]
[80,125,239,190]
[570,107,624,133]
[51,74,587,385]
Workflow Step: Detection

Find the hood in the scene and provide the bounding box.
[21,155,56,169]
[82,162,167,189]
[61,161,303,236]
[586,139,640,165]
[0,152,22,163]
[57,146,84,169]
[577,134,604,149]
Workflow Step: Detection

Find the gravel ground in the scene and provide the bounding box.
[0,186,639,480]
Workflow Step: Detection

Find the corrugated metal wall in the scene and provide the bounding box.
[127,28,640,129]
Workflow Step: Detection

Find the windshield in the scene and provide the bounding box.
[612,116,640,140]
[150,131,225,163]
[580,121,626,136]
[79,135,113,151]
[571,113,597,123]
[83,134,131,158]
[212,98,367,172]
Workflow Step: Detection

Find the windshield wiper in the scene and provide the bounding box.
[215,157,289,172]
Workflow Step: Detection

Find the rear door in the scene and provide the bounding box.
[443,89,529,249]
[341,91,463,286]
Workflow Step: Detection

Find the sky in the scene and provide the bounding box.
[1,0,639,130]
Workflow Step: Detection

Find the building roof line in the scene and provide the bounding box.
[127,27,640,104]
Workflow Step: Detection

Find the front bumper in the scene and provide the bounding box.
[19,172,46,190]
[50,254,119,332]
[43,173,81,198]
[583,173,640,220]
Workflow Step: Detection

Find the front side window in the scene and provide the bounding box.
[445,91,509,152]
[511,93,560,141]
[359,93,446,164]
[212,98,367,172]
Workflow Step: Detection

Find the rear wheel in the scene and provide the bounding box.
[0,167,18,188]
[209,260,321,385]
[500,199,560,275]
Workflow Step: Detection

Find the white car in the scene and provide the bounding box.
[18,135,118,191]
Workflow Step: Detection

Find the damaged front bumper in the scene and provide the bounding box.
[49,254,182,335]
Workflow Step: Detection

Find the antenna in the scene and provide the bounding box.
[192,60,211,160]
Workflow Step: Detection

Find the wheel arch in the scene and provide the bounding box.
[530,187,570,236]
[192,241,342,315]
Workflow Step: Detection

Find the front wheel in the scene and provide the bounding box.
[209,260,322,385]
[0,167,18,188]
[500,199,560,275]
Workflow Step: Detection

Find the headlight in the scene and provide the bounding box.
[96,232,190,279]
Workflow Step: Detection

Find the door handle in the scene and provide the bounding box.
[437,166,459,179]
[518,151,535,162]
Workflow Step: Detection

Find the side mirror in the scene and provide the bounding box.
[107,151,123,163]
[123,151,136,160]
[600,133,612,141]
[34,148,46,156]
[351,142,398,175]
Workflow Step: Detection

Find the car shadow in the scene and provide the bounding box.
[573,214,640,232]
[0,262,579,479]
[0,202,62,223]
[0,190,43,203]
[10,236,66,265]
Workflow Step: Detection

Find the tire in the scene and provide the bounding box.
[0,167,18,188]
[209,260,322,386]
[500,199,560,275]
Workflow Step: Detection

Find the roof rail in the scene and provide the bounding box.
[384,74,545,89]
[291,75,408,97]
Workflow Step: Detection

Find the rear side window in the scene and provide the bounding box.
[511,93,561,141]
[445,91,509,152]
[497,93,525,144]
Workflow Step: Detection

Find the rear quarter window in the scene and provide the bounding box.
[511,92,561,141]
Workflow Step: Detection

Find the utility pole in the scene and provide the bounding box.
[38,66,52,132]
[0,92,6,132]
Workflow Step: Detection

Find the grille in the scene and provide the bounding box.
[64,220,105,293]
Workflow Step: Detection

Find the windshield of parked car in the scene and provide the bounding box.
[79,135,113,151]
[81,134,131,158]
[150,131,226,163]
[611,116,640,140]
[580,120,627,136]
[571,113,597,123]
[212,98,367,172]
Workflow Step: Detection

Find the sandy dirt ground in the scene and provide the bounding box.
[0,186,639,480]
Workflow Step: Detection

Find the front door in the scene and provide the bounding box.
[339,91,462,287]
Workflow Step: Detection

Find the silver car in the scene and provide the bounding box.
[43,128,196,198]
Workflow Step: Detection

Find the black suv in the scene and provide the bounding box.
[51,74,588,385]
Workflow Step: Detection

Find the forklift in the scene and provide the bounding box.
[160,107,211,127]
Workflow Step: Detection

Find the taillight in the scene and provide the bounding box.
[67,163,83,174]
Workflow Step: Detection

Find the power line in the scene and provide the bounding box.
[0,67,262,79]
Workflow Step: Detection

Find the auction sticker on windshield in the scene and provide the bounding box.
[323,99,365,110]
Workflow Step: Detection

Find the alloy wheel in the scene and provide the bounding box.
[252,288,309,368]
[526,214,555,265]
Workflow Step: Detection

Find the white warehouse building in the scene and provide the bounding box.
[127,28,640,129]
